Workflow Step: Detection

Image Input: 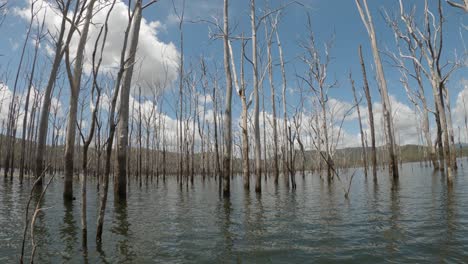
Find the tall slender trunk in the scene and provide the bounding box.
[35,0,72,184]
[359,45,377,181]
[443,85,457,170]
[5,2,35,180]
[222,0,232,197]
[96,0,130,242]
[240,39,250,190]
[356,0,399,180]
[63,0,96,201]
[212,83,221,180]
[351,75,368,177]
[276,29,288,185]
[19,21,41,182]
[116,0,143,200]
[432,78,453,180]
[266,24,279,183]
[251,0,261,193]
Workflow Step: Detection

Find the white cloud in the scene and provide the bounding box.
[15,0,179,95]
[453,79,468,142]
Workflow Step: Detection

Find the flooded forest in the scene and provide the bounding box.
[0,0,467,263]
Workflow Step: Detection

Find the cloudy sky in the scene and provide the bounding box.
[0,0,466,151]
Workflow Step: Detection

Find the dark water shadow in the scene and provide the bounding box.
[386,178,402,258]
[111,199,135,263]
[60,200,78,262]
[221,198,234,259]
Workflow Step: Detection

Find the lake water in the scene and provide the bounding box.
[1,160,468,263]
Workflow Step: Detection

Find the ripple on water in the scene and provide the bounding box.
[1,161,468,263]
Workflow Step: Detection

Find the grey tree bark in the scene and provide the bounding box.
[350,74,368,178]
[276,29,288,184]
[63,0,96,201]
[251,0,262,193]
[222,0,232,197]
[356,0,399,180]
[20,7,43,182]
[265,19,280,184]
[359,45,377,181]
[35,0,72,184]
[116,0,143,200]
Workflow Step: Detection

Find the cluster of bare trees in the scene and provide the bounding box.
[0,0,465,260]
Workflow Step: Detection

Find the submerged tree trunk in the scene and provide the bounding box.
[359,45,377,181]
[222,0,232,197]
[116,0,143,200]
[5,0,37,181]
[20,15,42,183]
[63,0,96,201]
[35,0,72,184]
[266,22,280,185]
[356,0,399,180]
[97,0,129,242]
[351,74,368,178]
[276,29,288,185]
[251,0,262,193]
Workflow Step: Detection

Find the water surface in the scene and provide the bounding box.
[1,160,468,263]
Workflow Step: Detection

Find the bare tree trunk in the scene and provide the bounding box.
[116,0,143,200]
[199,62,208,180]
[222,0,232,197]
[265,22,279,183]
[251,0,262,193]
[240,39,250,190]
[35,0,72,184]
[444,85,457,170]
[96,0,129,242]
[359,45,377,181]
[275,29,288,185]
[5,0,36,180]
[356,0,399,180]
[20,15,43,182]
[138,87,142,187]
[212,83,222,181]
[63,0,96,201]
[226,35,250,190]
[350,74,368,177]
[434,81,453,179]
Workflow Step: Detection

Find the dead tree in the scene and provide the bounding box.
[359,45,377,181]
[115,0,156,199]
[276,25,289,183]
[199,59,209,180]
[384,8,440,170]
[356,0,399,180]
[265,14,280,184]
[19,1,44,182]
[63,0,96,201]
[77,2,111,247]
[446,0,468,11]
[250,0,262,193]
[96,0,130,242]
[299,18,336,182]
[350,73,368,177]
[222,0,233,197]
[229,36,251,190]
[35,0,73,184]
[4,0,37,180]
[398,0,460,181]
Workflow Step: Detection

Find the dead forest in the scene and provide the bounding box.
[0,0,467,259]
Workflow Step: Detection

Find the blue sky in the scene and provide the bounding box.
[0,0,467,148]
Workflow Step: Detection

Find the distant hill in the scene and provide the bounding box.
[1,131,467,175]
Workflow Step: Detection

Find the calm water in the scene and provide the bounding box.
[1,160,468,263]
